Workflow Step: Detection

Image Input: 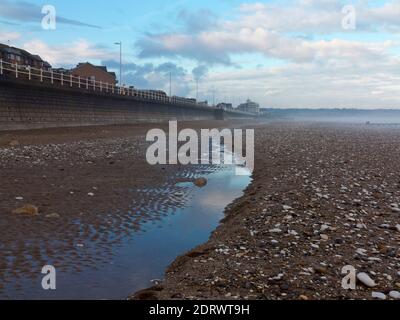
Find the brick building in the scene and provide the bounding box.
[71,62,117,85]
[0,43,51,70]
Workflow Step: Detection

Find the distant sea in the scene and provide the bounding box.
[263,109,400,124]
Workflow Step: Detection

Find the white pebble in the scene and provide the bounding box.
[371,292,386,300]
[357,272,376,287]
[389,291,400,299]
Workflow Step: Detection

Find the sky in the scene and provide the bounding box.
[1,0,400,108]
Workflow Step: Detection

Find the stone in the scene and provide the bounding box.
[396,224,400,232]
[320,234,329,241]
[389,291,400,299]
[193,178,208,188]
[87,192,95,197]
[15,196,23,201]
[320,225,329,232]
[45,213,60,219]
[299,295,309,300]
[357,272,376,287]
[314,266,328,274]
[269,228,282,233]
[371,292,386,300]
[12,204,39,216]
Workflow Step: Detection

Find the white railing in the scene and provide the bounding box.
[0,59,207,107]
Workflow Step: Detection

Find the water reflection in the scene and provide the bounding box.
[0,159,251,300]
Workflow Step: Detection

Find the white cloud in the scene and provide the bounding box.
[21,39,116,66]
[0,30,21,42]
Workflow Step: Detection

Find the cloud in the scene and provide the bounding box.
[177,9,218,32]
[192,65,209,81]
[137,28,390,65]
[135,0,400,65]
[22,39,115,66]
[0,30,21,42]
[0,0,101,28]
[101,59,193,96]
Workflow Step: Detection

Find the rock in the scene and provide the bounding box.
[314,266,328,274]
[271,240,279,246]
[396,224,400,232]
[193,178,208,188]
[15,196,23,201]
[371,292,386,300]
[320,225,329,232]
[320,234,329,241]
[283,205,292,211]
[389,291,400,299]
[269,228,282,233]
[357,272,376,288]
[299,295,309,300]
[9,140,19,147]
[391,207,400,213]
[87,192,95,197]
[45,213,60,219]
[12,204,39,216]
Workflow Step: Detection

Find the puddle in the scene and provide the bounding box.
[0,157,252,299]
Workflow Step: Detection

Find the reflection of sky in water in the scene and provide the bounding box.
[4,164,251,300]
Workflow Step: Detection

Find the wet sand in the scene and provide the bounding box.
[133,122,400,300]
[2,121,400,300]
[0,120,253,299]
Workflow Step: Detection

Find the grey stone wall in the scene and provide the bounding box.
[0,77,256,131]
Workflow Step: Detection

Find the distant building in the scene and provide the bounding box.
[0,43,51,70]
[52,67,71,74]
[140,90,167,98]
[217,102,233,110]
[71,62,117,85]
[198,101,208,106]
[237,99,260,114]
[172,96,197,105]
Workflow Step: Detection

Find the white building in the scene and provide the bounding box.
[237,99,260,114]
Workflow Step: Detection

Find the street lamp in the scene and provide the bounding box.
[114,42,122,87]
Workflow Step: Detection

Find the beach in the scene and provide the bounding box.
[1,121,400,300]
[133,122,400,300]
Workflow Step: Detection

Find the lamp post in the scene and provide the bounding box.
[169,71,172,97]
[114,42,122,87]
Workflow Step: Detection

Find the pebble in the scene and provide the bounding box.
[357,272,376,287]
[371,292,386,300]
[389,291,400,299]
[15,196,23,201]
[320,234,329,241]
[320,225,329,232]
[12,204,39,216]
[396,224,400,232]
[87,192,95,197]
[269,228,282,233]
[45,213,61,219]
[193,178,207,188]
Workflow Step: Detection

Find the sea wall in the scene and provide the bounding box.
[0,77,256,131]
